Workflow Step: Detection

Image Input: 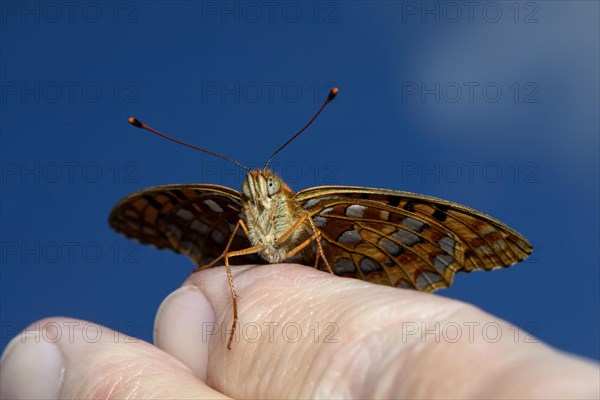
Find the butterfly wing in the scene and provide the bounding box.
[295,186,533,292]
[109,184,263,267]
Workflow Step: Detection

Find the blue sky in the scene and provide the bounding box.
[1,2,598,361]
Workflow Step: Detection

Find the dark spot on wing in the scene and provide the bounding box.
[432,204,451,221]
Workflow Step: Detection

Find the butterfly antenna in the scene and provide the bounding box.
[264,87,339,169]
[128,117,250,172]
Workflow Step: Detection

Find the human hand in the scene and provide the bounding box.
[1,264,598,399]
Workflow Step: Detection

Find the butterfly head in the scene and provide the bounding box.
[242,169,292,211]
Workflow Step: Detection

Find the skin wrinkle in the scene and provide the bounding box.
[247,352,269,398]
[334,313,424,398]
[267,349,292,396]
[288,290,395,397]
[258,337,294,397]
[384,319,464,397]
[88,355,181,399]
[491,346,594,398]
[63,355,129,399]
[290,350,316,397]
[294,338,333,396]
[228,331,266,397]
[371,306,552,399]
[324,291,466,397]
[370,325,456,398]
[470,350,542,398]
[459,343,524,397]
[55,322,197,400]
[314,340,362,398]
[119,362,166,399]
[344,339,390,398]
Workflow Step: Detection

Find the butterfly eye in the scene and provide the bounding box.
[267,176,281,196]
[242,180,251,198]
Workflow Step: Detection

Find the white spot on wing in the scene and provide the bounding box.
[360,257,382,273]
[190,220,210,235]
[303,198,320,208]
[334,258,355,274]
[491,241,506,250]
[439,236,455,254]
[338,230,361,245]
[176,209,194,221]
[211,230,225,244]
[396,281,412,289]
[434,254,454,273]
[379,237,401,256]
[166,224,182,240]
[416,271,444,290]
[124,210,138,218]
[180,241,200,255]
[403,217,426,232]
[346,204,366,218]
[314,216,327,228]
[203,199,224,213]
[392,229,420,246]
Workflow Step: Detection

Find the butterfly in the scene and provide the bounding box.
[109,87,532,348]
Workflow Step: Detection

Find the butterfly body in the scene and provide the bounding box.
[241,169,314,264]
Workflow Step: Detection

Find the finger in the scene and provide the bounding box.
[185,263,459,398]
[154,285,215,380]
[184,264,600,399]
[0,317,229,400]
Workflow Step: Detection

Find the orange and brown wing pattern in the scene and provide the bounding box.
[109,184,263,267]
[296,186,532,292]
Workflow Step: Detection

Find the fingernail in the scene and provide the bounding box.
[154,285,216,380]
[0,328,64,400]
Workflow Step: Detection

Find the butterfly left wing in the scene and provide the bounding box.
[295,186,533,292]
[109,184,264,267]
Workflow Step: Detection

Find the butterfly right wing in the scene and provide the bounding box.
[295,186,532,291]
[109,184,264,268]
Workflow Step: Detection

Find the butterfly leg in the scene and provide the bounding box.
[189,219,263,350]
[276,213,333,274]
[305,214,333,274]
[222,242,265,350]
[192,218,253,273]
